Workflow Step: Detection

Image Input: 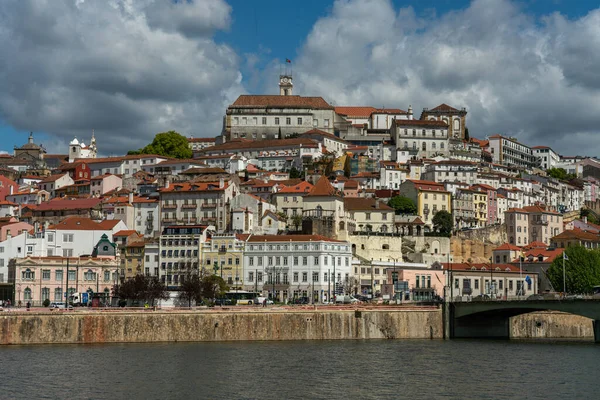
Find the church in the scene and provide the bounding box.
[68,132,97,162]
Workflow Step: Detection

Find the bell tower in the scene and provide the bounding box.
[279,75,293,96]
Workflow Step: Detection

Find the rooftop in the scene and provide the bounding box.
[230,95,334,110]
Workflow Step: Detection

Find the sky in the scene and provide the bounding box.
[0,0,600,157]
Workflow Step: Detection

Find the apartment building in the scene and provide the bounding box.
[158,179,237,232]
[532,146,560,170]
[158,225,209,289]
[421,160,477,185]
[272,181,314,225]
[488,135,538,169]
[505,205,563,246]
[344,198,394,234]
[243,235,352,303]
[392,119,450,158]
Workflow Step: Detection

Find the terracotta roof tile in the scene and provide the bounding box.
[429,103,460,112]
[231,95,333,110]
[344,198,392,211]
[246,234,345,243]
[277,181,314,194]
[48,216,117,231]
[195,138,319,154]
[306,176,338,197]
[393,119,448,127]
[334,106,376,118]
[159,182,228,193]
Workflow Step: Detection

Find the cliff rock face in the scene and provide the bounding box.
[511,312,594,339]
[0,310,443,345]
[452,224,507,263]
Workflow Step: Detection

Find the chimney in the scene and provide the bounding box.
[375,200,380,209]
[219,177,224,189]
[165,178,170,189]
[128,192,134,204]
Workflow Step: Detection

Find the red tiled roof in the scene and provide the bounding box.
[523,241,548,249]
[277,181,314,194]
[344,180,359,189]
[231,95,333,109]
[159,182,228,193]
[81,154,169,164]
[523,205,561,215]
[35,198,102,211]
[114,230,139,237]
[39,173,69,183]
[306,176,338,197]
[48,216,117,231]
[442,262,524,272]
[335,106,376,118]
[470,138,489,147]
[343,198,392,211]
[552,228,600,242]
[405,179,447,192]
[301,129,347,142]
[247,234,345,243]
[187,137,216,143]
[493,243,521,251]
[373,108,406,114]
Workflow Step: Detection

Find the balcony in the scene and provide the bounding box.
[218,246,227,254]
[462,287,473,295]
[181,204,197,210]
[162,218,176,224]
[162,204,177,210]
[533,219,548,226]
[201,203,217,209]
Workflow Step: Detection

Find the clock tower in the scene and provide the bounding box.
[279,74,293,96]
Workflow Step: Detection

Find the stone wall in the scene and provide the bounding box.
[0,309,443,345]
[511,312,594,339]
[452,224,507,263]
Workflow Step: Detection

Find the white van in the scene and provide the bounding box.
[50,302,66,309]
[334,295,359,304]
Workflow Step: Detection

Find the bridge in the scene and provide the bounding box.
[445,299,600,343]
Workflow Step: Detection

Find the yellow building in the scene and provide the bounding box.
[471,188,488,227]
[200,233,246,289]
[399,180,451,231]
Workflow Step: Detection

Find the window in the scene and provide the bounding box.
[68,270,76,281]
[104,271,110,281]
[302,257,308,265]
[297,117,302,125]
[365,212,371,220]
[63,234,74,242]
[286,117,291,125]
[249,271,254,282]
[262,117,267,125]
[42,287,50,301]
[24,287,32,300]
[302,272,308,282]
[42,270,51,280]
[257,272,263,282]
[275,117,280,125]
[293,272,299,282]
[312,272,318,282]
[313,119,318,127]
[47,233,54,242]
[249,257,254,266]
[55,270,63,281]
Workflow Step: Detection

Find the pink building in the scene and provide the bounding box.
[0,217,33,242]
[472,184,498,225]
[386,268,446,301]
[11,256,118,306]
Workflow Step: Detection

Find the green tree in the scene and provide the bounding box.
[113,275,169,306]
[289,166,301,179]
[387,196,417,215]
[146,276,170,306]
[202,275,229,299]
[432,210,453,237]
[179,271,203,307]
[134,131,192,159]
[547,246,600,294]
[547,167,568,180]
[291,214,303,231]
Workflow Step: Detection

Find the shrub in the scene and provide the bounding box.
[43,298,51,307]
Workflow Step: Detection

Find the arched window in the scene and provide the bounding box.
[339,221,345,231]
[412,142,417,149]
[381,225,388,233]
[24,287,32,300]
[440,142,445,149]
[404,141,408,149]
[432,142,436,150]
[422,142,427,151]
[510,236,514,244]
[316,205,322,217]
[454,119,460,131]
[382,244,390,249]
[422,129,426,136]
[412,130,416,136]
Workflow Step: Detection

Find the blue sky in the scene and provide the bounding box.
[1,0,600,156]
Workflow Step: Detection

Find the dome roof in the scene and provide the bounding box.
[70,137,79,146]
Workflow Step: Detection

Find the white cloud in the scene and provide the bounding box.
[293,0,600,156]
[0,0,243,154]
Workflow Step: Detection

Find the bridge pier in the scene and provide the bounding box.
[594,320,600,343]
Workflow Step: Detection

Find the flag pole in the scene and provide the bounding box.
[519,253,522,298]
[562,253,566,295]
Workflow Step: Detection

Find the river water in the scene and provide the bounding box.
[2,339,599,399]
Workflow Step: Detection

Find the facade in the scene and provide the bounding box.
[90,174,122,197]
[187,137,216,152]
[488,135,538,169]
[392,119,450,158]
[551,229,600,249]
[243,235,352,303]
[223,77,336,142]
[200,233,246,288]
[532,146,560,170]
[85,154,170,179]
[159,225,209,289]
[272,181,314,225]
[103,194,160,237]
[453,189,477,229]
[420,103,467,140]
[421,160,477,185]
[39,174,74,198]
[505,205,563,246]
[11,256,118,306]
[344,198,394,234]
[472,184,498,225]
[158,180,236,233]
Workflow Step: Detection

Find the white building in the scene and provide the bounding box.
[223,76,336,141]
[421,160,478,186]
[488,135,538,169]
[68,134,97,163]
[39,174,74,198]
[392,119,450,158]
[532,146,560,170]
[86,155,170,179]
[243,235,352,303]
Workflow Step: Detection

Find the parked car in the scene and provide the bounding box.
[334,295,360,304]
[253,297,273,305]
[290,297,310,305]
[50,302,66,309]
[527,294,544,301]
[214,298,233,306]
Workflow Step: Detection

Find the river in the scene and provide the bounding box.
[2,339,599,399]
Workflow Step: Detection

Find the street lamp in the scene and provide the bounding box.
[388,256,399,298]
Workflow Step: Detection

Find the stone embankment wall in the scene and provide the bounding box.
[511,312,594,339]
[0,309,443,345]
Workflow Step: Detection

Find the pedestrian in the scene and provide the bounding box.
[26,301,31,310]
[18,300,22,308]
[263,298,267,308]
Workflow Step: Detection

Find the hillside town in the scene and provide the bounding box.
[1,73,599,307]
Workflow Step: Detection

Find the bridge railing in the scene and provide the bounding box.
[448,294,596,303]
